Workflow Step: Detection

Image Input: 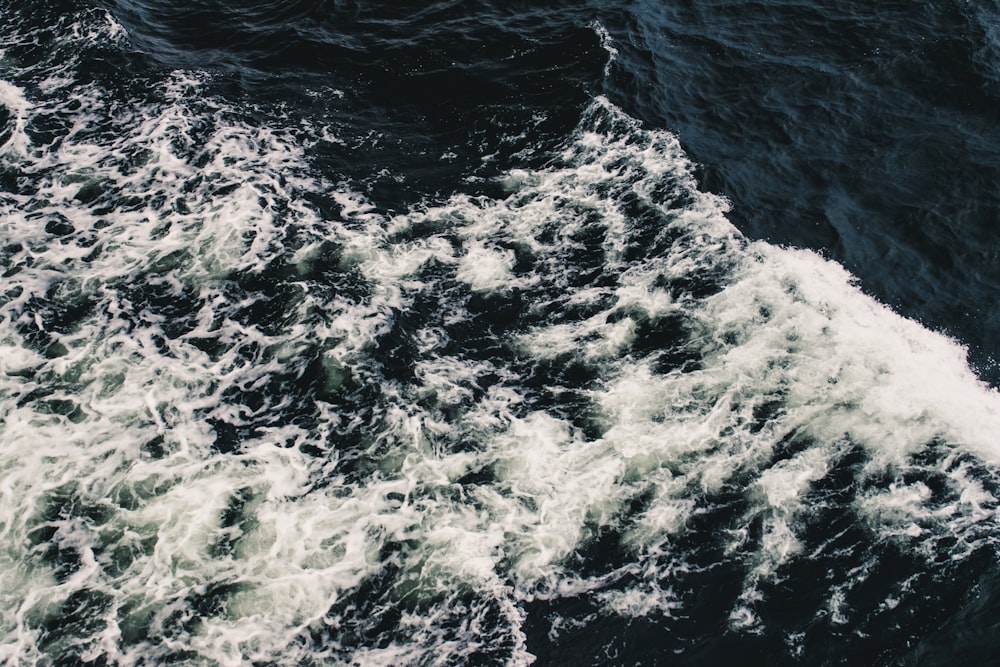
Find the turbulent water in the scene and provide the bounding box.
[2,1,1000,665]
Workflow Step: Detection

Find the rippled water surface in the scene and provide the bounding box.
[2,1,1000,664]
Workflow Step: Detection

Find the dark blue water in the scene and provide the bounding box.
[605,0,1000,386]
[2,1,1000,665]
[106,0,1000,384]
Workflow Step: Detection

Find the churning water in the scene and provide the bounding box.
[2,1,1000,664]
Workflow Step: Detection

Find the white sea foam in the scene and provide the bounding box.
[1,14,1000,661]
[456,242,516,293]
[0,80,30,156]
[590,21,619,79]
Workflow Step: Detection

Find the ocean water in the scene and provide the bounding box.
[1,1,999,665]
